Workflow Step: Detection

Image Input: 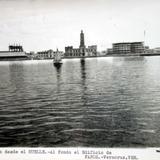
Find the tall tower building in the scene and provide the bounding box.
[80,30,85,47]
[79,30,86,56]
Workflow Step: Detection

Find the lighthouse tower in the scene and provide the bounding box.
[79,30,86,56]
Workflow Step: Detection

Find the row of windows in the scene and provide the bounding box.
[65,49,97,54]
[65,53,81,56]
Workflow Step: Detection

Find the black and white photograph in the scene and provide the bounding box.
[0,0,160,154]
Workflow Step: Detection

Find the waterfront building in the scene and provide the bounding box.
[107,48,113,55]
[131,42,145,53]
[113,43,131,54]
[100,50,107,56]
[65,46,80,57]
[36,49,63,59]
[25,51,36,60]
[86,45,97,56]
[111,42,145,54]
[0,44,28,60]
[153,48,160,54]
[64,30,97,57]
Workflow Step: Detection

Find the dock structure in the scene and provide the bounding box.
[0,44,28,61]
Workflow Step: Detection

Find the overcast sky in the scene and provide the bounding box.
[0,0,159,52]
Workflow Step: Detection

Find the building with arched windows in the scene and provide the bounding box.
[64,30,97,57]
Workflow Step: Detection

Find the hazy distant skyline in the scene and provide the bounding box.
[0,0,160,52]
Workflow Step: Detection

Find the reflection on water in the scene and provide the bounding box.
[0,57,160,147]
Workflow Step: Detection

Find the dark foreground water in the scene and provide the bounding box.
[0,56,160,147]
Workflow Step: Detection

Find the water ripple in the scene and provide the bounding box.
[0,57,160,147]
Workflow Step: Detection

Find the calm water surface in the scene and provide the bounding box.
[0,56,160,147]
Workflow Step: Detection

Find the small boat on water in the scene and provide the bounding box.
[53,48,63,67]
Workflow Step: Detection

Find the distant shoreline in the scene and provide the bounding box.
[62,53,160,59]
[0,53,160,61]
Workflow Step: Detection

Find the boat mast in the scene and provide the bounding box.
[144,30,146,53]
